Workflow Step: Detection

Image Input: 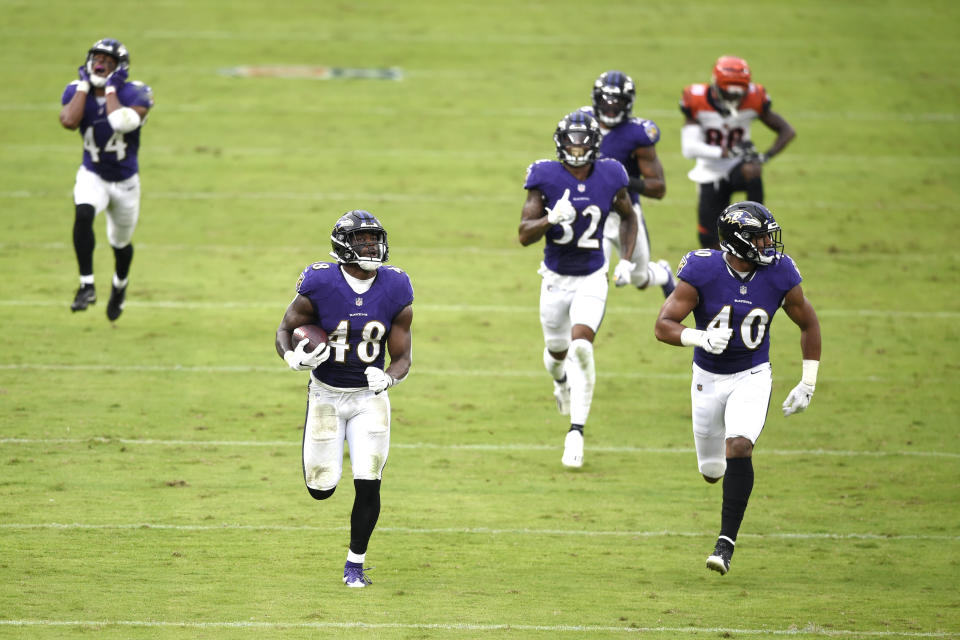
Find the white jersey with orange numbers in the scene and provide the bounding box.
[679,82,770,183]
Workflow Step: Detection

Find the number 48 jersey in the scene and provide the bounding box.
[295,262,414,389]
[677,249,801,374]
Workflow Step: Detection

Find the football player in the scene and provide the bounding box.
[580,70,676,296]
[679,56,796,249]
[59,38,154,321]
[519,111,639,468]
[654,201,821,575]
[275,210,414,588]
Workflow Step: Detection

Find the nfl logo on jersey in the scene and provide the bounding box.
[355,297,363,307]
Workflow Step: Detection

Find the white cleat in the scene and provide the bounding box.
[561,430,583,468]
[553,378,571,416]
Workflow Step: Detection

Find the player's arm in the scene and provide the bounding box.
[781,283,821,362]
[758,109,796,161]
[655,279,733,354]
[631,145,666,199]
[780,283,821,416]
[518,188,552,246]
[384,304,413,383]
[681,116,727,160]
[612,187,637,259]
[275,294,317,357]
[59,84,88,130]
[654,280,699,345]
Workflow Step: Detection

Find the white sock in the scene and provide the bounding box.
[565,339,595,425]
[347,550,365,564]
[112,274,128,289]
[79,275,94,286]
[543,347,566,381]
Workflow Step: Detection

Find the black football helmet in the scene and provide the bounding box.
[330,210,389,272]
[86,38,130,88]
[591,70,635,127]
[717,201,783,266]
[554,111,601,168]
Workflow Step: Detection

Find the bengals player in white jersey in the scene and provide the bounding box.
[679,56,795,249]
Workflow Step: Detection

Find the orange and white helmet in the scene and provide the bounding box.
[711,56,751,115]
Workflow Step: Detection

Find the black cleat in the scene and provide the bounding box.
[106,285,126,321]
[706,536,735,575]
[70,284,96,312]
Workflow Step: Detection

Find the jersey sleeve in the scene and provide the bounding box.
[743,83,771,115]
[523,160,551,191]
[383,266,414,308]
[676,250,710,288]
[295,262,336,298]
[120,81,155,110]
[61,81,78,105]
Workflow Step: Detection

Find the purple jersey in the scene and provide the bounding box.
[677,249,802,374]
[523,158,629,275]
[61,79,154,181]
[295,262,414,388]
[581,107,660,205]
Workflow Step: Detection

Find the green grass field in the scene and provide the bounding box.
[1,1,959,638]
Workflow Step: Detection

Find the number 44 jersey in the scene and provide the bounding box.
[677,249,802,374]
[61,79,154,182]
[295,262,414,389]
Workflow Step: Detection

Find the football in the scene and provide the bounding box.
[291,324,328,352]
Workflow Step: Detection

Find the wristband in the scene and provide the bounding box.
[680,328,705,348]
[76,81,90,93]
[801,360,819,386]
[105,85,117,95]
[627,175,646,195]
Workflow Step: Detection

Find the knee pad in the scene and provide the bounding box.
[699,458,727,480]
[545,338,569,354]
[307,485,336,501]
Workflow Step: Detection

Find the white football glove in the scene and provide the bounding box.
[545,188,576,225]
[283,338,330,371]
[613,259,636,287]
[364,366,395,394]
[782,381,815,417]
[681,327,733,355]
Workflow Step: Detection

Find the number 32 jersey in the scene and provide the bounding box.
[523,158,629,276]
[677,249,801,374]
[295,262,414,389]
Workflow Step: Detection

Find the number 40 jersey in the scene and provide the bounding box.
[677,249,802,374]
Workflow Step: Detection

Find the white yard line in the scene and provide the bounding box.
[0,618,952,637]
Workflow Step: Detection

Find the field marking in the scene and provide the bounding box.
[0,522,955,542]
[4,101,960,123]
[1,437,956,459]
[0,298,957,319]
[0,619,952,638]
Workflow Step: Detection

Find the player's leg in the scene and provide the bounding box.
[728,160,764,203]
[561,270,606,467]
[623,203,674,296]
[302,379,346,497]
[708,363,772,575]
[70,167,109,311]
[695,181,726,249]
[342,391,391,587]
[104,175,140,321]
[539,275,573,415]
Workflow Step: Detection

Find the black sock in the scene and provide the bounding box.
[569,424,583,434]
[73,204,96,276]
[720,457,754,542]
[112,244,134,282]
[349,479,381,555]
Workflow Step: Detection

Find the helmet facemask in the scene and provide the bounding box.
[330,211,389,272]
[554,112,601,168]
[594,90,630,127]
[85,39,130,88]
[718,203,784,266]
